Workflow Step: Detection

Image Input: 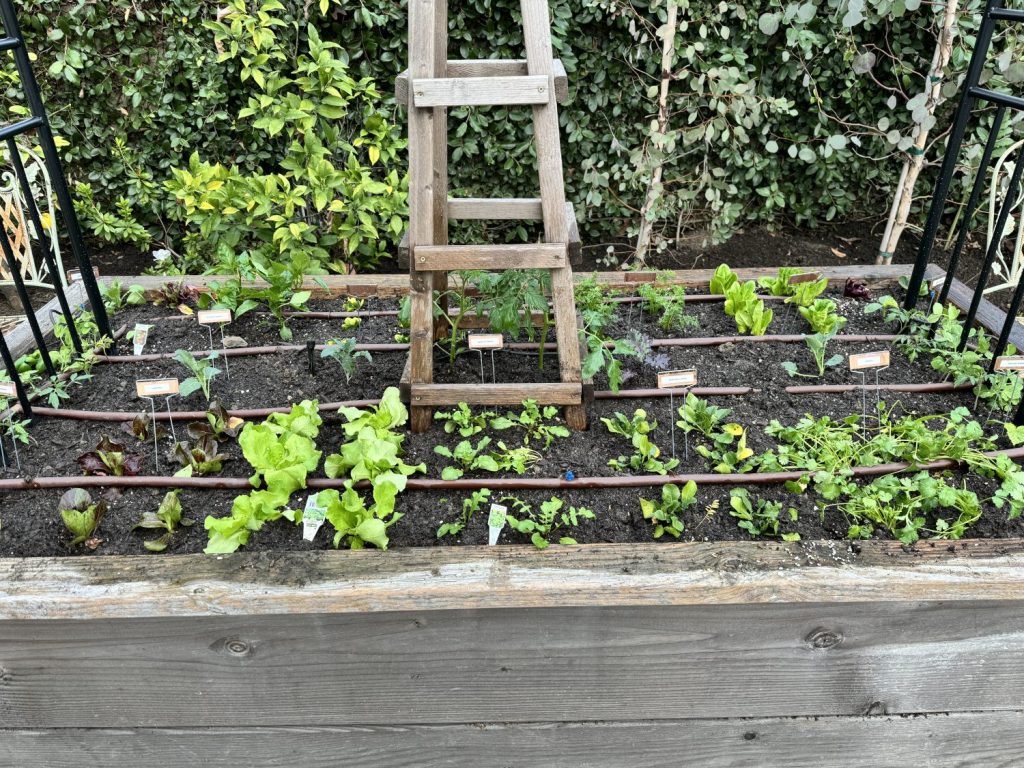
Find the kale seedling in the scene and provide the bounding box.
[58,488,107,547]
[729,488,800,541]
[639,480,698,539]
[506,496,595,549]
[174,349,222,402]
[133,490,194,552]
[321,338,372,384]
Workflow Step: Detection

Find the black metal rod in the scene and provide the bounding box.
[990,7,1024,21]
[937,107,1007,310]
[956,152,1024,352]
[0,328,32,422]
[904,0,1004,309]
[0,115,41,142]
[968,86,1024,112]
[6,138,81,353]
[989,276,1024,369]
[0,214,55,376]
[0,0,114,347]
[1015,385,1024,425]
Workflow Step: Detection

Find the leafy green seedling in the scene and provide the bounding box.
[784,277,828,308]
[799,299,847,335]
[490,399,570,449]
[435,402,496,437]
[729,488,800,541]
[782,332,844,378]
[709,263,738,295]
[59,488,107,547]
[171,434,228,476]
[506,496,595,549]
[133,490,194,552]
[676,393,731,438]
[76,436,144,476]
[437,488,492,538]
[174,349,222,402]
[639,480,698,538]
[757,267,804,296]
[321,338,372,384]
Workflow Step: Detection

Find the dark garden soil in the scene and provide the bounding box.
[2,277,1022,558]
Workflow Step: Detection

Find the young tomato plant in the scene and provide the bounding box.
[321,338,372,384]
[639,480,698,539]
[506,496,595,549]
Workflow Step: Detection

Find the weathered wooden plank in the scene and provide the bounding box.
[2,279,87,359]
[3,540,1023,621]
[409,381,581,405]
[412,243,566,270]
[116,264,916,300]
[6,711,1024,767]
[447,197,544,220]
[2,599,1024,727]
[411,75,550,107]
[565,201,582,266]
[396,58,569,104]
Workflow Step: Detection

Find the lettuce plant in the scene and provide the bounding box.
[76,436,144,477]
[59,489,107,547]
[134,491,194,552]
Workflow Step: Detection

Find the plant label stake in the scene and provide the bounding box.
[306,340,316,375]
[198,309,232,380]
[659,369,697,460]
[928,276,947,313]
[133,324,152,357]
[302,494,328,542]
[488,503,507,546]
[136,378,180,473]
[849,351,890,425]
[66,266,100,285]
[468,334,503,383]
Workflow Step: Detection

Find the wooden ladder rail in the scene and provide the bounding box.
[402,0,587,432]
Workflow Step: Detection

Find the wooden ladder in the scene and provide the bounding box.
[397,0,588,433]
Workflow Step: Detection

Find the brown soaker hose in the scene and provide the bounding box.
[1,446,1022,492]
[22,387,756,423]
[787,382,973,394]
[94,333,902,363]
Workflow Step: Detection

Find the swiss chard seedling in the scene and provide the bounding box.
[639,480,698,538]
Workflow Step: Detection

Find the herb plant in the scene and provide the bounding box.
[637,280,699,333]
[321,338,372,384]
[639,480,698,539]
[434,437,540,481]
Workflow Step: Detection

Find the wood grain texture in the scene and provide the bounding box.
[927,264,1024,350]
[2,599,1024,728]
[2,539,1024,621]
[447,197,544,220]
[6,712,1024,767]
[396,58,569,103]
[412,243,566,270]
[411,75,550,107]
[409,381,581,405]
[3,279,86,360]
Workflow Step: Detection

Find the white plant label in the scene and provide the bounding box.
[66,266,99,284]
[133,324,152,357]
[930,276,948,293]
[198,309,233,325]
[0,381,16,398]
[849,351,890,371]
[657,369,697,389]
[994,356,1024,372]
[488,503,507,546]
[303,495,328,541]
[136,378,180,398]
[468,333,504,350]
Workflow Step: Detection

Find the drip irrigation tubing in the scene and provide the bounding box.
[24,387,756,423]
[786,382,974,394]
[1,446,1022,493]
[93,333,902,364]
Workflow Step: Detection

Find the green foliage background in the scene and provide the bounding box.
[2,0,1019,262]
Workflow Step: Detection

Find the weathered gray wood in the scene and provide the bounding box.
[412,243,566,270]
[926,264,1024,350]
[6,711,1024,767]
[411,75,550,107]
[447,197,544,220]
[396,58,569,103]
[2,279,86,359]
[1,599,1024,728]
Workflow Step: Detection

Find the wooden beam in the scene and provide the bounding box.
[7,711,1024,767]
[926,263,1024,350]
[409,382,581,405]
[412,243,566,270]
[447,197,544,220]
[396,59,569,104]
[2,279,87,360]
[411,75,550,107]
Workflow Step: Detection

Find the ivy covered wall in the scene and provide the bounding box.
[2,0,1019,264]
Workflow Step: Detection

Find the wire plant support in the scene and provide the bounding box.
[905,0,1024,425]
[0,0,113,423]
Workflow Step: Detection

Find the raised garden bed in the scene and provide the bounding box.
[2,264,1024,766]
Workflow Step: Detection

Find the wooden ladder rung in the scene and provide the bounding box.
[409,382,582,406]
[396,59,568,104]
[411,75,550,107]
[399,202,582,268]
[412,243,566,271]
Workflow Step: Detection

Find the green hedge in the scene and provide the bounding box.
[2,0,1017,260]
